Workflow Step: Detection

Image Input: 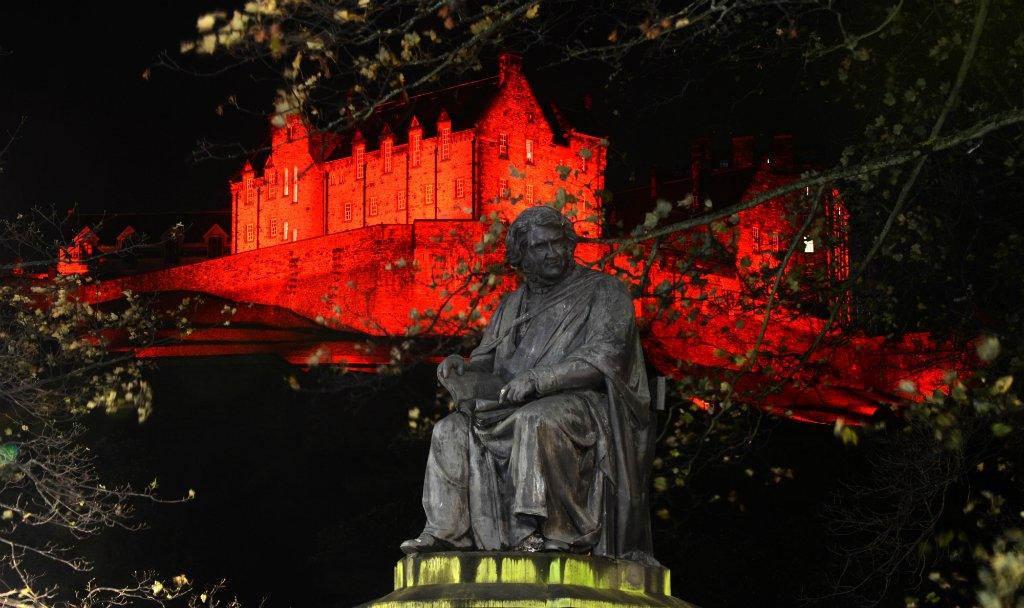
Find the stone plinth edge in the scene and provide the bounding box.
[358,552,698,607]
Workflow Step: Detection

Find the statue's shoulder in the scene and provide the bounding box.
[493,284,525,315]
[579,267,630,296]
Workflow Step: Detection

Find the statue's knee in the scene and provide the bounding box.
[433,412,470,441]
[513,402,557,432]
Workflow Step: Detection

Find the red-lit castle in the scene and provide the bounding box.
[230,53,602,254]
[72,53,955,423]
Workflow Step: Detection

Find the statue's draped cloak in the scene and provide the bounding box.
[460,266,655,561]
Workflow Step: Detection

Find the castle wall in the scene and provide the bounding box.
[235,116,327,251]
[90,220,498,336]
[474,59,604,238]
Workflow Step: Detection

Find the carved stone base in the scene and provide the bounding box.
[358,552,699,607]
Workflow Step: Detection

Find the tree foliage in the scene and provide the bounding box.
[180,0,1024,604]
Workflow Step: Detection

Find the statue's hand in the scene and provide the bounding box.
[439,354,466,379]
[499,373,537,405]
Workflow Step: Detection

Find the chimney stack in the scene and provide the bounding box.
[497,52,523,85]
[771,134,794,171]
[730,135,755,169]
[691,137,711,205]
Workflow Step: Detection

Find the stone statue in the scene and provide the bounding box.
[401,206,657,564]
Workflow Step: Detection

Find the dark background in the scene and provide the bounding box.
[0,1,265,216]
[83,358,848,607]
[0,2,830,218]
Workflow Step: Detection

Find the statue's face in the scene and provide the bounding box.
[521,224,572,282]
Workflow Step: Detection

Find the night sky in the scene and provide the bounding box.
[0,2,267,216]
[0,3,828,221]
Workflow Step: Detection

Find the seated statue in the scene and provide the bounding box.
[402,206,657,563]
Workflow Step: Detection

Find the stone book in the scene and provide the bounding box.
[437,370,505,404]
[436,370,516,428]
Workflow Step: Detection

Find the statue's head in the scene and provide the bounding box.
[505,206,578,283]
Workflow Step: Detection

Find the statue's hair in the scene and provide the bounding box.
[505,206,578,268]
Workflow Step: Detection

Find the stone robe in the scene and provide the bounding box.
[419,265,656,562]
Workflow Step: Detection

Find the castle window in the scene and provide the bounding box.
[440,127,451,161]
[499,178,509,198]
[525,183,534,204]
[580,152,588,173]
[283,221,289,241]
[292,228,298,241]
[525,139,534,165]
[270,217,279,238]
[411,133,421,167]
[803,237,815,253]
[245,177,255,205]
[284,168,289,196]
[499,133,508,159]
[455,178,466,199]
[267,169,278,196]
[369,196,378,217]
[383,139,393,173]
[752,226,760,251]
[245,223,254,243]
[397,190,406,211]
[772,233,781,252]
[292,166,299,203]
[344,201,353,222]
[356,146,366,179]
[424,185,434,208]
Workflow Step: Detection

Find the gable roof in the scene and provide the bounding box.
[322,76,501,161]
[239,57,604,175]
[67,210,230,245]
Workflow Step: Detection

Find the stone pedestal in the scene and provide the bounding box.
[359,552,698,607]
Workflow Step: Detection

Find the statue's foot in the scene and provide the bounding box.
[542,538,590,554]
[400,533,450,555]
[513,532,545,553]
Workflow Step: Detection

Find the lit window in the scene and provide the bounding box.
[283,221,289,241]
[293,228,298,241]
[292,165,299,203]
[270,217,279,238]
[455,178,465,199]
[283,168,289,196]
[356,146,365,179]
[803,237,815,253]
[245,223,254,243]
[525,139,534,164]
[397,190,406,211]
[525,183,534,204]
[369,196,378,217]
[344,201,352,222]
[499,133,508,158]
[383,139,393,173]
[499,178,509,198]
[440,127,451,161]
[752,226,760,251]
[411,133,421,167]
